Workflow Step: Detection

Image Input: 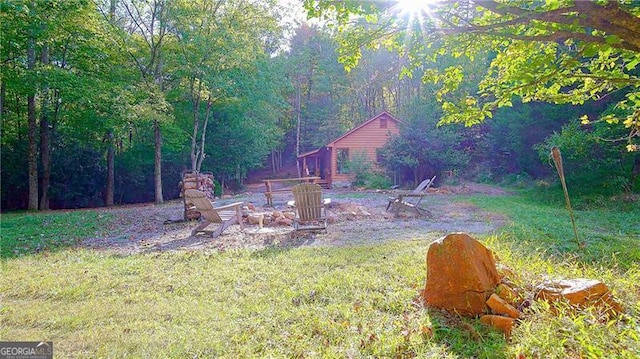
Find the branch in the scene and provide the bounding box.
[465,0,640,52]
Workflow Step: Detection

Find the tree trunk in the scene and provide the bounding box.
[105,0,117,207]
[296,85,301,178]
[632,153,640,187]
[190,78,202,171]
[39,44,51,210]
[27,36,38,211]
[195,98,212,172]
[0,80,5,117]
[105,130,115,206]
[154,119,163,204]
[271,150,276,174]
[109,0,116,20]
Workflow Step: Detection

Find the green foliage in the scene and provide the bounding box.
[212,178,222,197]
[305,0,640,151]
[344,150,372,186]
[536,118,638,195]
[362,173,392,189]
[0,0,290,209]
[476,101,580,180]
[381,104,470,184]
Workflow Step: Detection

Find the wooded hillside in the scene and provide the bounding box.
[1,0,637,211]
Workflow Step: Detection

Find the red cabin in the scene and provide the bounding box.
[297,111,401,188]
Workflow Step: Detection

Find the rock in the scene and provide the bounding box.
[283,211,296,220]
[247,214,262,225]
[275,217,293,226]
[338,203,371,219]
[496,263,518,280]
[496,283,521,306]
[421,233,501,316]
[479,315,516,337]
[486,293,521,319]
[382,212,395,220]
[534,278,623,315]
[357,207,371,217]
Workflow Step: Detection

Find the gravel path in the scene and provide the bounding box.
[82,183,509,254]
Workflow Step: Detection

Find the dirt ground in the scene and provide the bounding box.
[82,183,509,254]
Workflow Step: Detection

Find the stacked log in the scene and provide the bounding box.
[180,171,215,221]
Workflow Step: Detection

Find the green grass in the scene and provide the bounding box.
[1,242,507,358]
[1,210,115,258]
[1,191,639,358]
[464,191,640,267]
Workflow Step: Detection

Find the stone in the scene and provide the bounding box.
[421,233,501,316]
[382,212,395,220]
[357,207,371,217]
[275,217,293,226]
[479,315,516,337]
[496,263,518,280]
[247,214,262,225]
[486,293,521,319]
[496,283,521,306]
[534,278,623,315]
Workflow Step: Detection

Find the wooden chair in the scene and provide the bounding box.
[287,183,331,232]
[386,175,436,217]
[184,189,244,238]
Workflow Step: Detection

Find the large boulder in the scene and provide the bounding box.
[421,233,501,316]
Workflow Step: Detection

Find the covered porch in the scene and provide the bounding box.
[298,147,332,188]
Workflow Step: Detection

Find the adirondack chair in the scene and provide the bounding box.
[386,175,436,217]
[184,189,244,238]
[287,183,331,232]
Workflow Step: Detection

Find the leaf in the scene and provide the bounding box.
[580,115,590,124]
[625,58,640,71]
[605,35,621,45]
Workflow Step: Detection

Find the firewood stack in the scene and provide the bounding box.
[180,171,215,221]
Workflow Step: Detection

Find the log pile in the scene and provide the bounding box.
[180,171,215,221]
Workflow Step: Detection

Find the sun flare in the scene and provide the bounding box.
[395,0,437,16]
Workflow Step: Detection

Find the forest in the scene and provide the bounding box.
[1,0,638,211]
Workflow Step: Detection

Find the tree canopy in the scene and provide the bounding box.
[1,0,637,211]
[303,0,640,151]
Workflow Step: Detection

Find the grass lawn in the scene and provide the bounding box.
[1,191,639,358]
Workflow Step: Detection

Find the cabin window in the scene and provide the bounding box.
[380,118,387,129]
[336,148,349,174]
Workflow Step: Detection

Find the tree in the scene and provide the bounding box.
[304,0,640,152]
[1,0,129,210]
[112,0,176,204]
[169,0,282,173]
[381,99,470,184]
[203,56,289,188]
